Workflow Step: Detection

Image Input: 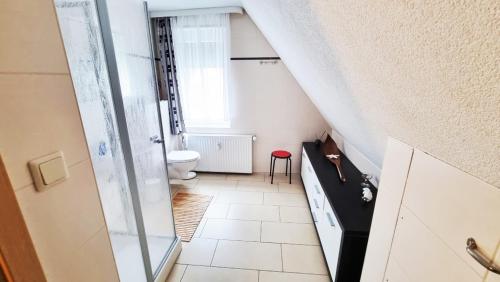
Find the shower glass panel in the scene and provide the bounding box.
[104,0,177,275]
[53,1,147,281]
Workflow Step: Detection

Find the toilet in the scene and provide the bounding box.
[166,150,200,180]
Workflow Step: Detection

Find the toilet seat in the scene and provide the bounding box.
[167,150,200,164]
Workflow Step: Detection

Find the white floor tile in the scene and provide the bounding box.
[204,203,229,219]
[237,181,278,192]
[201,219,261,241]
[216,191,263,205]
[181,265,258,282]
[166,264,186,282]
[282,244,328,275]
[279,206,313,223]
[196,173,227,180]
[192,217,207,238]
[261,222,319,245]
[265,173,301,184]
[227,173,266,182]
[278,183,305,194]
[264,193,308,207]
[227,204,279,221]
[211,240,282,271]
[259,271,330,282]
[176,238,218,266]
[196,180,237,192]
[169,178,199,189]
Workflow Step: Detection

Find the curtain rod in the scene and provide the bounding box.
[231,57,281,61]
[150,6,243,18]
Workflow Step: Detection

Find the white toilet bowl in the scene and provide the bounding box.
[166,150,200,180]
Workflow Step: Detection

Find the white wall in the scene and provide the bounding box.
[242,0,500,187]
[0,0,118,280]
[187,13,331,173]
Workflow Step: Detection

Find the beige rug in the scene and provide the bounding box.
[172,192,213,242]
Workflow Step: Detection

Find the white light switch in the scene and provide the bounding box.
[29,151,69,192]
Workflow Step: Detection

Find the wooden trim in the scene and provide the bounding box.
[0,251,13,282]
[0,154,46,281]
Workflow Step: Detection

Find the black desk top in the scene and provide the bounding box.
[303,142,377,235]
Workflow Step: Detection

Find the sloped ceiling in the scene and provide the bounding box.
[147,0,499,186]
[241,0,499,186]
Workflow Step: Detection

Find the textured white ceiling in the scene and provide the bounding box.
[240,0,499,186]
[146,0,241,11]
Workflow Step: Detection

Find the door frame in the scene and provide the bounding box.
[0,154,46,282]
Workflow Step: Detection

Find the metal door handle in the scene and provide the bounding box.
[150,135,164,144]
[326,212,336,228]
[466,238,500,274]
[313,199,319,209]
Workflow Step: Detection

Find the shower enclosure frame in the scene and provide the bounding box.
[95,1,181,281]
[59,0,182,281]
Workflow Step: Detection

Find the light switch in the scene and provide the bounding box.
[29,151,69,192]
[39,157,65,185]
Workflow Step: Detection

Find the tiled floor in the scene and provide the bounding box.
[168,173,330,282]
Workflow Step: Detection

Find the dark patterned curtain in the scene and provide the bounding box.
[155,18,185,135]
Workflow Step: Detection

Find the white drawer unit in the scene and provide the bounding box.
[301,143,377,281]
[318,201,343,277]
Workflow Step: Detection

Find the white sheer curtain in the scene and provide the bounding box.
[170,14,230,128]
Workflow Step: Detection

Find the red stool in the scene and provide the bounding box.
[269,150,292,184]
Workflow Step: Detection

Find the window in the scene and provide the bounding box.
[170,14,230,128]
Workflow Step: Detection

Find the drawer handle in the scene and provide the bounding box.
[326,212,336,228]
[307,166,312,173]
[466,238,500,274]
[313,199,320,209]
[311,211,318,223]
[314,184,320,194]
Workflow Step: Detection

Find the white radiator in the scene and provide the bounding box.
[184,133,254,173]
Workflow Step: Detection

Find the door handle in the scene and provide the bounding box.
[326,212,336,228]
[466,238,500,274]
[150,135,164,144]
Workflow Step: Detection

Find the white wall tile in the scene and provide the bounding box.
[0,0,69,73]
[15,160,110,280]
[70,227,119,282]
[0,74,89,189]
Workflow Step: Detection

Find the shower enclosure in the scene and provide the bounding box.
[54,0,179,281]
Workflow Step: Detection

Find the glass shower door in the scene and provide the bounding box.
[55,0,178,281]
[99,0,177,277]
[54,1,147,281]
